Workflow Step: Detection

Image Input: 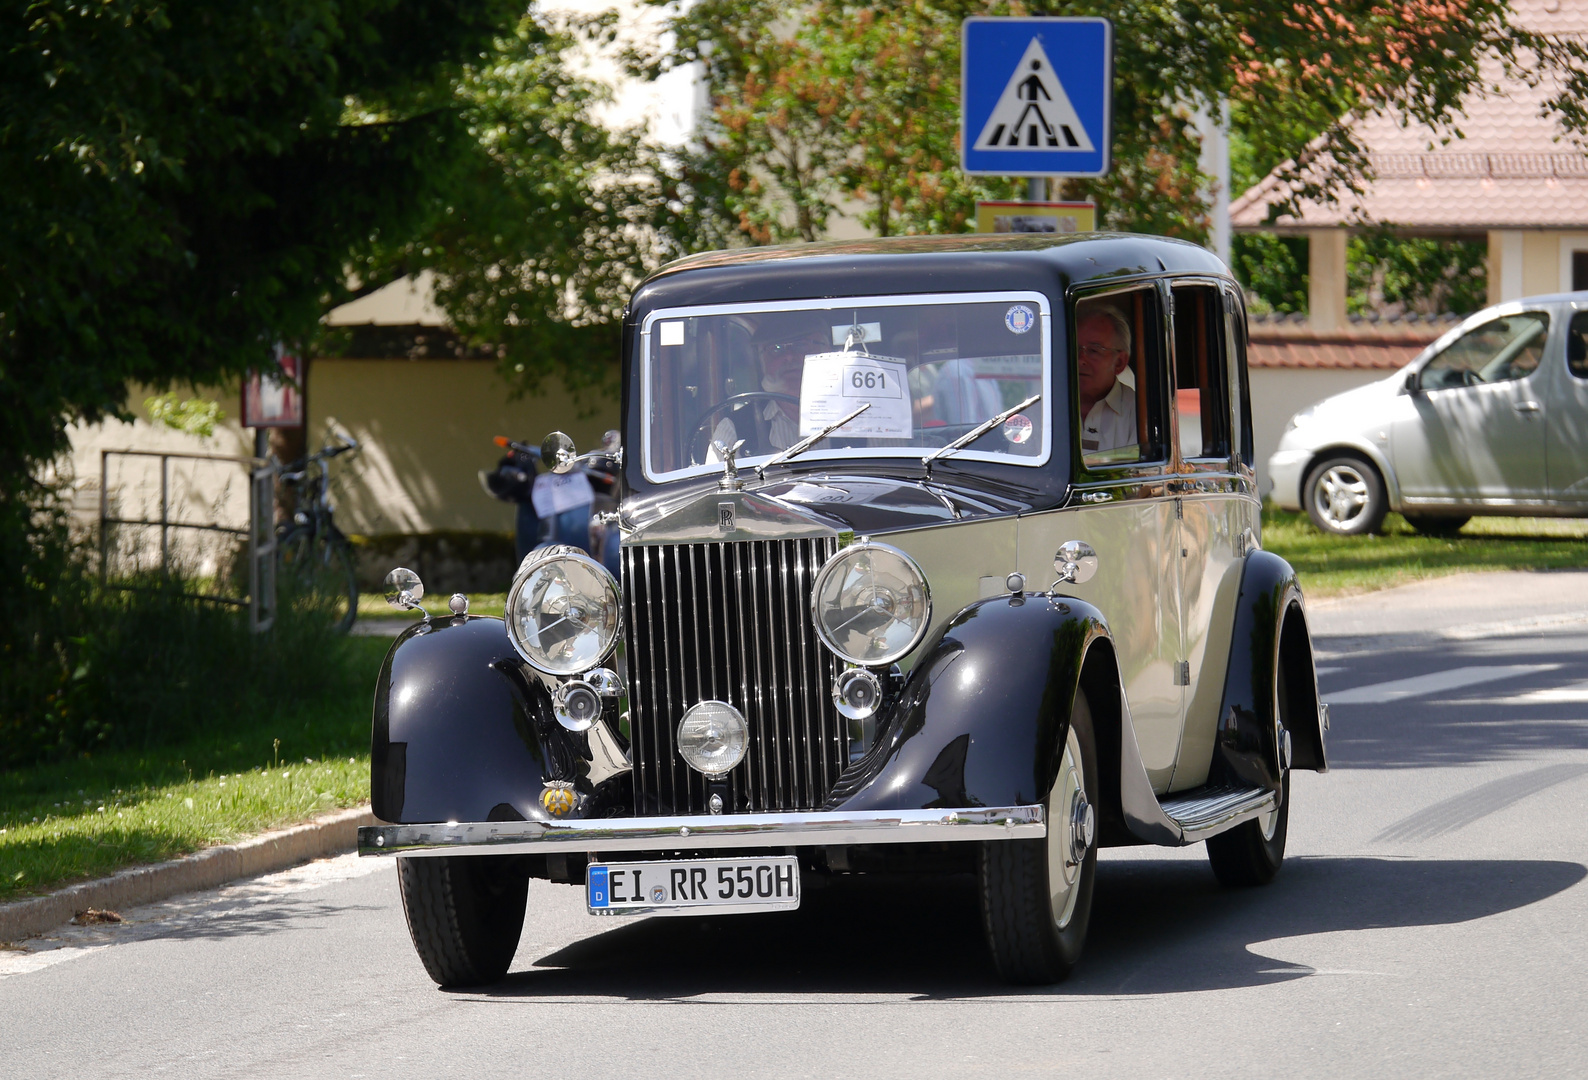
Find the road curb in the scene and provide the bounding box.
[0,805,376,944]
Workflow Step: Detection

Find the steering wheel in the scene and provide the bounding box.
[687,392,799,465]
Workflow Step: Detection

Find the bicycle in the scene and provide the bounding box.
[277,439,361,633]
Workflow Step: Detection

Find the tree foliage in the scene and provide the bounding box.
[0,0,519,483]
[347,12,694,402]
[639,0,1588,247]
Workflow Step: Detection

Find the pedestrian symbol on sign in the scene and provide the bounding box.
[973,38,1094,153]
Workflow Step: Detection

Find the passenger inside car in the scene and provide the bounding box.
[1074,300,1138,456]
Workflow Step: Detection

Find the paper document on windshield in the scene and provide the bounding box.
[799,352,912,439]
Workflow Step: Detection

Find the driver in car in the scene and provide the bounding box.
[710,315,832,459]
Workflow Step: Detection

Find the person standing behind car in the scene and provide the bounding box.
[482,438,541,564]
[531,466,596,558]
[1075,304,1138,455]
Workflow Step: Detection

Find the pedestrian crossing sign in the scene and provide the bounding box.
[961,17,1112,178]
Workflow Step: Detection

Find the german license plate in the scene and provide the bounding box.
[587,856,801,916]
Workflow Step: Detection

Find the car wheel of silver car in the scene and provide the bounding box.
[979,689,1098,985]
[397,855,531,987]
[1303,454,1387,536]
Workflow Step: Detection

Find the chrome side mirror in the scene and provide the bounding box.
[1052,541,1098,587]
[541,431,578,474]
[384,567,425,612]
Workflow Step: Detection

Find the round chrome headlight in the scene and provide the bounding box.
[506,546,621,676]
[811,541,931,667]
[677,701,749,777]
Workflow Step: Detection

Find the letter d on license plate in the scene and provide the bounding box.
[587,856,800,917]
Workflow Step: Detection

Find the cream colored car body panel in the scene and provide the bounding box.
[1170,491,1258,791]
[1017,499,1184,793]
[883,517,1018,674]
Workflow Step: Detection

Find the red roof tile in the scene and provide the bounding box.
[1232,1,1588,231]
[1246,324,1443,369]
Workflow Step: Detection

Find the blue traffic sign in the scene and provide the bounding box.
[961,17,1112,177]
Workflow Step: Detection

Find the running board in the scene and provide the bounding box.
[1115,688,1278,846]
[1159,786,1276,840]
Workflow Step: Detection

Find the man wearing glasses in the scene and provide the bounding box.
[1075,304,1138,454]
[710,317,832,457]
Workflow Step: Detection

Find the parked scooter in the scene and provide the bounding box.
[480,434,619,575]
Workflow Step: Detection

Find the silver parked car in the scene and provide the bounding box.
[1269,293,1588,535]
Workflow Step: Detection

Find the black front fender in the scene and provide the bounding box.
[827,591,1110,814]
[371,616,614,824]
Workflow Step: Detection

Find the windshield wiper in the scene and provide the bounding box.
[754,403,871,481]
[921,393,1041,478]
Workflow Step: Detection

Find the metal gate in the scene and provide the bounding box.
[98,450,278,632]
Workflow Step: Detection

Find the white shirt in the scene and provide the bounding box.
[1081,378,1138,454]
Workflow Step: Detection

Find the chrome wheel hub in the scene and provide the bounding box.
[1068,791,1095,868]
[1315,465,1369,526]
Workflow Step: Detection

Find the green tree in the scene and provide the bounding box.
[0,0,520,485]
[639,1,1588,247]
[344,12,692,403]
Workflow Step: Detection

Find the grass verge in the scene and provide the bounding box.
[1263,508,1588,599]
[356,591,507,621]
[0,636,390,903]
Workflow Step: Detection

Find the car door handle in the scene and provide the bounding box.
[1514,401,1542,413]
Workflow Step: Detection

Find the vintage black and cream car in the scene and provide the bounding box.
[359,233,1330,987]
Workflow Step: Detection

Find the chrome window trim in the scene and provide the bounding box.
[639,290,1053,485]
[359,805,1046,858]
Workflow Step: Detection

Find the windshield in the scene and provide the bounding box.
[641,292,1051,481]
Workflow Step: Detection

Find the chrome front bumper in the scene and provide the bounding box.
[358,805,1046,859]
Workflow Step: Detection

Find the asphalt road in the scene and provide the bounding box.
[5,572,1588,1079]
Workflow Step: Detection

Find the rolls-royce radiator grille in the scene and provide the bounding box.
[622,537,845,815]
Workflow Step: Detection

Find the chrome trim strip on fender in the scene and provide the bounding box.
[358,805,1046,858]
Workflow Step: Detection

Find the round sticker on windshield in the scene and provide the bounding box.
[1005,304,1036,334]
[1002,413,1034,445]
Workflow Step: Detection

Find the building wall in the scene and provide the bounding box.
[64,363,621,541]
[310,359,619,535]
[1490,229,1587,302]
[1249,366,1397,497]
[1522,231,1561,296]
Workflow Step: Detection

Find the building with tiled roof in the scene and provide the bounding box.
[1231,0,1588,331]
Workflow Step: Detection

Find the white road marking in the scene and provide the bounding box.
[1467,680,1588,705]
[1314,666,1344,677]
[1327,664,1559,705]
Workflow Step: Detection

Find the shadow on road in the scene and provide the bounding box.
[466,855,1584,1000]
[1317,633,1588,768]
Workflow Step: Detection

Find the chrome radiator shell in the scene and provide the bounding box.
[621,537,845,815]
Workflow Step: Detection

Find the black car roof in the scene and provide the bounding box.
[638,231,1229,296]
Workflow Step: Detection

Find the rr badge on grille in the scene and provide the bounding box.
[718,501,736,532]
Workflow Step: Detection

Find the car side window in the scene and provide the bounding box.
[1171,283,1231,461]
[1421,312,1550,389]
[1075,286,1167,470]
[1568,311,1588,379]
